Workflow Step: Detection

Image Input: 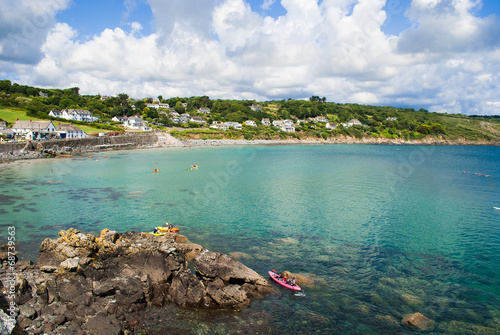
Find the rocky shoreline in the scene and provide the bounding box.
[0,228,273,334]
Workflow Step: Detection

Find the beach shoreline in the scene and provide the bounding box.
[1,133,499,164]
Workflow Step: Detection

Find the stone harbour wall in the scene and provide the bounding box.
[0,133,159,156]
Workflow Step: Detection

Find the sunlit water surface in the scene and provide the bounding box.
[1,145,499,334]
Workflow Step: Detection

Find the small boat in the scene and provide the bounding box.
[156,226,179,233]
[150,232,164,236]
[268,271,301,291]
[153,169,159,173]
[494,207,500,210]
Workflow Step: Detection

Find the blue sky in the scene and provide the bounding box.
[1,0,500,115]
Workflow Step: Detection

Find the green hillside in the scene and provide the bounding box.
[1,79,499,142]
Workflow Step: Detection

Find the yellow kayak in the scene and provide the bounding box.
[156,226,179,233]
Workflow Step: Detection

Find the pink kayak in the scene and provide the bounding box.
[268,271,301,291]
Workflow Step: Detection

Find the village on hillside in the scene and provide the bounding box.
[0,102,372,142]
[2,80,499,144]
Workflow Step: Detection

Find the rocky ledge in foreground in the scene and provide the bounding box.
[0,228,273,334]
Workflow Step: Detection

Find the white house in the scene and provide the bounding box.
[49,110,63,118]
[39,91,48,98]
[326,122,338,130]
[112,116,127,122]
[210,121,229,131]
[281,124,295,132]
[272,120,284,127]
[244,120,257,127]
[347,119,364,127]
[11,120,57,140]
[272,120,295,132]
[225,122,242,130]
[146,104,160,110]
[308,116,329,123]
[198,108,210,114]
[261,118,271,126]
[61,109,96,122]
[55,124,88,139]
[387,117,397,121]
[147,103,170,110]
[123,117,151,131]
[190,116,205,124]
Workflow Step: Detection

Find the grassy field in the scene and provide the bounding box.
[0,108,45,124]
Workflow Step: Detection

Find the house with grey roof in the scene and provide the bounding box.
[11,120,57,140]
[55,124,88,139]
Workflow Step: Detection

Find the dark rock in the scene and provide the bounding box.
[44,321,55,333]
[15,292,32,305]
[170,269,204,308]
[54,314,67,326]
[8,228,273,334]
[175,243,203,261]
[46,277,57,304]
[16,259,33,271]
[35,282,48,304]
[92,279,116,297]
[195,249,272,299]
[18,316,32,329]
[105,302,118,315]
[19,304,37,319]
[128,318,139,327]
[57,275,89,303]
[211,284,249,309]
[83,311,122,335]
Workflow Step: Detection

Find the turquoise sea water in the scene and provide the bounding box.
[1,144,499,334]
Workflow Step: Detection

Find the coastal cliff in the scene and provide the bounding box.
[0,228,272,334]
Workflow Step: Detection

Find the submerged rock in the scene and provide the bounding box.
[0,228,272,334]
[402,312,435,331]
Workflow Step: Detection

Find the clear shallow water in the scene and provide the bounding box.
[1,145,499,334]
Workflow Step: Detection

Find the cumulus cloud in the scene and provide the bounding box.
[7,0,500,115]
[0,0,70,64]
[398,0,500,53]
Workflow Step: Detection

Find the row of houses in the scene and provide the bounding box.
[207,117,369,133]
[1,120,88,140]
[49,109,99,122]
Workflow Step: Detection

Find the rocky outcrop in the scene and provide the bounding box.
[0,228,272,334]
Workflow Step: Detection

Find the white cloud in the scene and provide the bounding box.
[6,0,500,115]
[261,0,276,11]
[0,0,70,64]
